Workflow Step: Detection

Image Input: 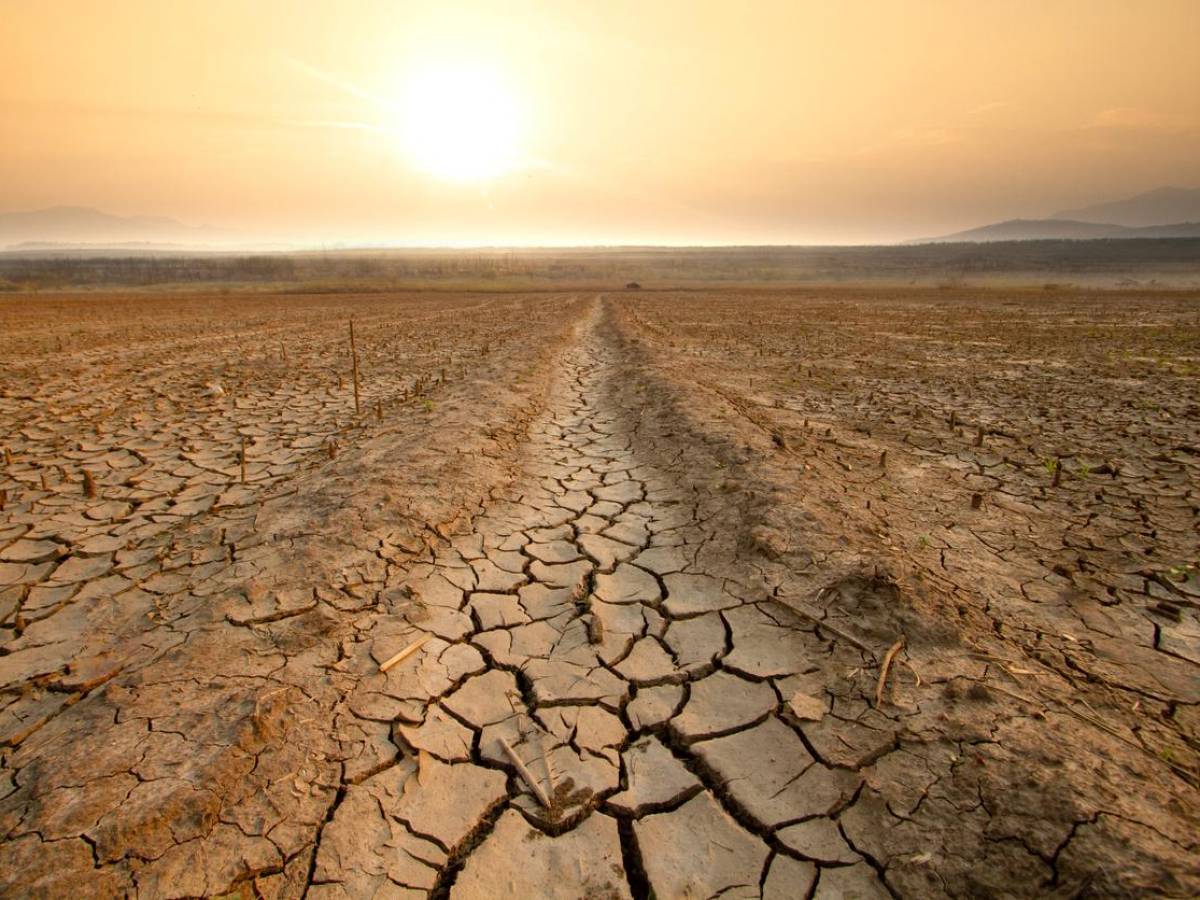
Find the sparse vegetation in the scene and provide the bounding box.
[2,238,1199,292]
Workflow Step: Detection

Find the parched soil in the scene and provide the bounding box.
[0,289,1196,898]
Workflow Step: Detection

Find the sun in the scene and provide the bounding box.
[396,62,523,183]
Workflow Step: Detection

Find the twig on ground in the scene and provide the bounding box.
[379,635,429,673]
[988,681,1197,786]
[537,732,556,792]
[499,736,551,809]
[902,658,922,688]
[788,601,877,659]
[875,636,906,707]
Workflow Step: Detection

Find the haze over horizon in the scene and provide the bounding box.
[4,0,1199,246]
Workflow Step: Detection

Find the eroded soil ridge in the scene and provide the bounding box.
[304,308,881,898]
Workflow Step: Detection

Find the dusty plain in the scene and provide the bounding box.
[0,287,1197,898]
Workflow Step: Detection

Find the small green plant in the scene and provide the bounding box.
[422,399,435,412]
[917,534,929,549]
[1077,462,1092,478]
[1167,564,1193,582]
[1043,456,1063,486]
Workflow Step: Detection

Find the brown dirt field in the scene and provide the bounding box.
[0,288,1196,898]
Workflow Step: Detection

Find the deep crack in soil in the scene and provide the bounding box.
[1,293,1197,898]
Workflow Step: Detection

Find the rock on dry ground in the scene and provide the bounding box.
[0,289,1197,898]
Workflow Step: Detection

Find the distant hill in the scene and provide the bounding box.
[914,218,1200,244]
[1052,187,1200,227]
[0,206,237,249]
[911,186,1200,244]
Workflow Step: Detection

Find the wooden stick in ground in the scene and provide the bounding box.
[379,634,429,673]
[537,731,556,793]
[82,469,97,499]
[349,319,361,416]
[875,636,907,708]
[239,435,247,484]
[499,736,551,809]
[788,600,877,659]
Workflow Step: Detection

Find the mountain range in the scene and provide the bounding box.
[1051,187,1200,227]
[913,187,1200,243]
[5,188,1200,249]
[0,206,238,249]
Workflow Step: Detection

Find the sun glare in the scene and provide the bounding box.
[396,62,523,183]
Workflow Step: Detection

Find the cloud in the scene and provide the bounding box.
[284,119,383,133]
[852,125,966,158]
[278,55,387,107]
[1084,107,1194,135]
[849,101,1014,159]
[966,100,1011,117]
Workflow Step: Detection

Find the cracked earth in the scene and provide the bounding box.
[1,290,1197,898]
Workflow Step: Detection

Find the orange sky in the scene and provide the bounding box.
[3,0,1199,245]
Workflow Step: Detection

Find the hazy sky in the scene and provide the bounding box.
[3,0,1199,245]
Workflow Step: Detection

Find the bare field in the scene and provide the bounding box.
[0,291,579,576]
[1,288,1197,898]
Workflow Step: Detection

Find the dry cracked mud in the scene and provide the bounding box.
[1,290,1197,898]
